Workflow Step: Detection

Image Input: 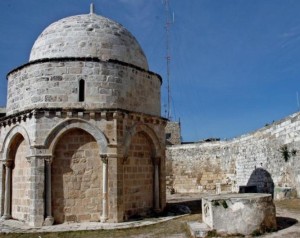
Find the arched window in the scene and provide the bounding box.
[79,79,85,102]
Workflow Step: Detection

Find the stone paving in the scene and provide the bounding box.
[0,193,192,234]
[0,216,180,234]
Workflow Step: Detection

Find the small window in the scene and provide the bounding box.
[166,133,171,140]
[79,79,85,102]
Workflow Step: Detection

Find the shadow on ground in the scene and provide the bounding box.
[166,199,202,215]
[276,216,298,231]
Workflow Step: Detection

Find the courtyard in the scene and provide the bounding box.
[0,194,299,238]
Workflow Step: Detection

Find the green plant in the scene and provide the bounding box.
[251,229,262,236]
[221,200,228,209]
[279,145,297,162]
[212,200,228,209]
[207,229,218,237]
[280,145,290,162]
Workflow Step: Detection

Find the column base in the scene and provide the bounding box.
[43,216,54,226]
[1,214,12,220]
[154,208,162,214]
[100,216,108,223]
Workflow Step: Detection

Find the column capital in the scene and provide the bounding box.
[100,153,121,162]
[4,160,13,168]
[44,156,53,165]
[26,156,32,164]
[152,156,161,165]
[100,154,108,163]
[25,155,53,163]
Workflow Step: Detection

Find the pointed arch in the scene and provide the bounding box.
[1,125,32,161]
[44,118,108,155]
[123,123,162,159]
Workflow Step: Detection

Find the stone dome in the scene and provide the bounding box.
[29,13,149,70]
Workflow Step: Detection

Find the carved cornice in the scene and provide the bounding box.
[0,111,34,128]
[7,57,162,84]
[26,155,52,164]
[0,108,167,128]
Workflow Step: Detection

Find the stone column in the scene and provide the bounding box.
[108,154,124,222]
[44,157,54,226]
[153,157,161,212]
[27,156,45,227]
[0,160,5,216]
[2,160,13,220]
[100,154,108,222]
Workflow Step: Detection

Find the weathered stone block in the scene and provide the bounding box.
[187,222,210,238]
[202,193,277,235]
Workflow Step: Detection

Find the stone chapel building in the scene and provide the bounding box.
[0,7,166,227]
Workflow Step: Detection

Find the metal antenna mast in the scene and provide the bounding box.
[164,0,173,120]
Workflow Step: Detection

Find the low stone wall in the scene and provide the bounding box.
[166,141,235,193]
[166,112,300,197]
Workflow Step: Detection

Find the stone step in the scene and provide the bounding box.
[187,221,211,238]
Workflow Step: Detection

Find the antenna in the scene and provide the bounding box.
[297,92,300,111]
[163,0,173,120]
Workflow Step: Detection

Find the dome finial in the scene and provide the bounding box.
[90,3,95,14]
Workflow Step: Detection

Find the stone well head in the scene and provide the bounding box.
[202,193,277,236]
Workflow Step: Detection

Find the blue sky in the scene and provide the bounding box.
[1,0,300,142]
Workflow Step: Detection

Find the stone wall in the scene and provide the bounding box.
[167,112,300,197]
[6,60,161,116]
[167,141,235,193]
[165,121,181,145]
[11,138,30,222]
[233,113,300,195]
[124,132,153,219]
[52,129,102,224]
[0,108,166,225]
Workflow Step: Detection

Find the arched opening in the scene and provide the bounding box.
[123,131,154,219]
[247,168,275,196]
[51,128,102,224]
[9,134,30,222]
[79,79,85,102]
